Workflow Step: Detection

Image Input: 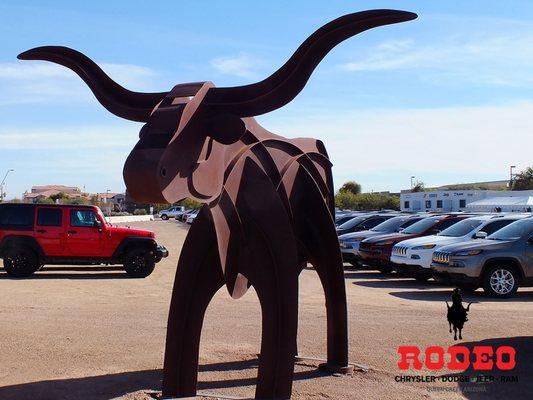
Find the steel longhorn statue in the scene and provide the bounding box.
[19,9,417,399]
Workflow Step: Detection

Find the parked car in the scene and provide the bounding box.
[336,213,396,236]
[0,203,168,278]
[359,214,471,273]
[339,214,424,266]
[186,209,200,224]
[431,217,533,298]
[173,208,190,221]
[335,212,363,226]
[179,209,198,222]
[391,214,524,281]
[159,206,185,220]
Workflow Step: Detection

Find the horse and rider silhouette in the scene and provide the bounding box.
[446,288,473,340]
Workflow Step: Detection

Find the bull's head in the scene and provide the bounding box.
[18,10,416,204]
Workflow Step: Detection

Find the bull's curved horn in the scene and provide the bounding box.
[18,46,168,122]
[204,9,417,117]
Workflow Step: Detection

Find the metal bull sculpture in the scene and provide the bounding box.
[19,9,417,399]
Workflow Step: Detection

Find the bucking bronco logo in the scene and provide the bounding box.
[446,288,473,340]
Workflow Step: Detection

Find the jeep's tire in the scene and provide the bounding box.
[482,264,519,298]
[160,214,169,220]
[123,248,156,278]
[415,273,431,282]
[458,282,479,292]
[378,264,393,274]
[3,247,40,278]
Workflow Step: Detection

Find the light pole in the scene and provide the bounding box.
[509,165,516,188]
[0,169,14,202]
[410,176,415,190]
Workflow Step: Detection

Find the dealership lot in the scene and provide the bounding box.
[0,220,531,400]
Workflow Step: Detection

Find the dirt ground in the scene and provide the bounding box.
[0,220,531,400]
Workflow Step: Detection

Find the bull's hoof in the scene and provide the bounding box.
[318,362,354,374]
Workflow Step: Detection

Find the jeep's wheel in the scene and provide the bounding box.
[482,265,519,298]
[161,214,169,220]
[123,248,156,278]
[458,282,479,292]
[415,273,431,282]
[3,247,40,277]
[378,264,393,274]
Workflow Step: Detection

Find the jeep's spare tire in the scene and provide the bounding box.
[3,247,40,277]
[123,248,156,278]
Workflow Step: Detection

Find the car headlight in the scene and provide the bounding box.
[412,244,436,250]
[454,249,483,256]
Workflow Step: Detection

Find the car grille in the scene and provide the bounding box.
[393,245,408,256]
[339,239,347,248]
[432,251,450,264]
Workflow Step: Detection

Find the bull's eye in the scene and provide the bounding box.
[160,167,167,177]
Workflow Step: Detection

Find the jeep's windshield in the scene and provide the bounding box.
[337,215,370,230]
[371,216,410,232]
[487,219,533,241]
[401,217,437,235]
[438,219,483,237]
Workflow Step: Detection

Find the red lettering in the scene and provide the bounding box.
[397,346,422,370]
[495,346,516,370]
[472,346,494,370]
[425,346,445,370]
[447,346,470,370]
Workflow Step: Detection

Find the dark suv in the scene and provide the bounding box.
[0,203,168,278]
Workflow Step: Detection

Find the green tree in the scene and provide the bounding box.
[35,197,55,204]
[412,181,425,192]
[180,198,203,210]
[49,192,70,203]
[512,167,533,190]
[339,181,362,195]
[335,192,400,211]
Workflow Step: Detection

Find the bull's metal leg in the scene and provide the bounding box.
[234,159,300,399]
[288,167,350,373]
[249,241,299,400]
[162,209,224,398]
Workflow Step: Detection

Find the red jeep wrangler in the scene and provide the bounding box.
[0,203,168,278]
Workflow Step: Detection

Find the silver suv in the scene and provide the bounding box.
[431,217,533,298]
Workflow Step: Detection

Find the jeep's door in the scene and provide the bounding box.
[34,207,65,256]
[65,209,104,256]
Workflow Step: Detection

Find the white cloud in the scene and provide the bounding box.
[262,101,533,189]
[0,124,138,150]
[340,18,533,87]
[210,52,260,78]
[0,61,159,106]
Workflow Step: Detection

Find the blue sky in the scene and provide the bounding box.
[1,1,533,198]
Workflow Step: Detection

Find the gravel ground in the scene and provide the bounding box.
[0,220,531,400]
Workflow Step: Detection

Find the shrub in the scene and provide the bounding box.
[133,208,148,215]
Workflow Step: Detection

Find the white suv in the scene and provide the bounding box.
[158,206,185,220]
[390,214,525,281]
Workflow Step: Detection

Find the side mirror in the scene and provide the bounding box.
[474,231,488,239]
[94,219,103,232]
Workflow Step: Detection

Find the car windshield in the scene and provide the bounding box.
[487,219,533,241]
[401,217,438,235]
[371,216,408,232]
[438,219,483,237]
[337,215,370,230]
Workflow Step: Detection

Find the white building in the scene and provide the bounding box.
[400,190,533,212]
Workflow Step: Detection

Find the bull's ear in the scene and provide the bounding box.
[207,113,246,144]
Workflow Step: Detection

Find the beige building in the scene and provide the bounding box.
[23,185,85,203]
